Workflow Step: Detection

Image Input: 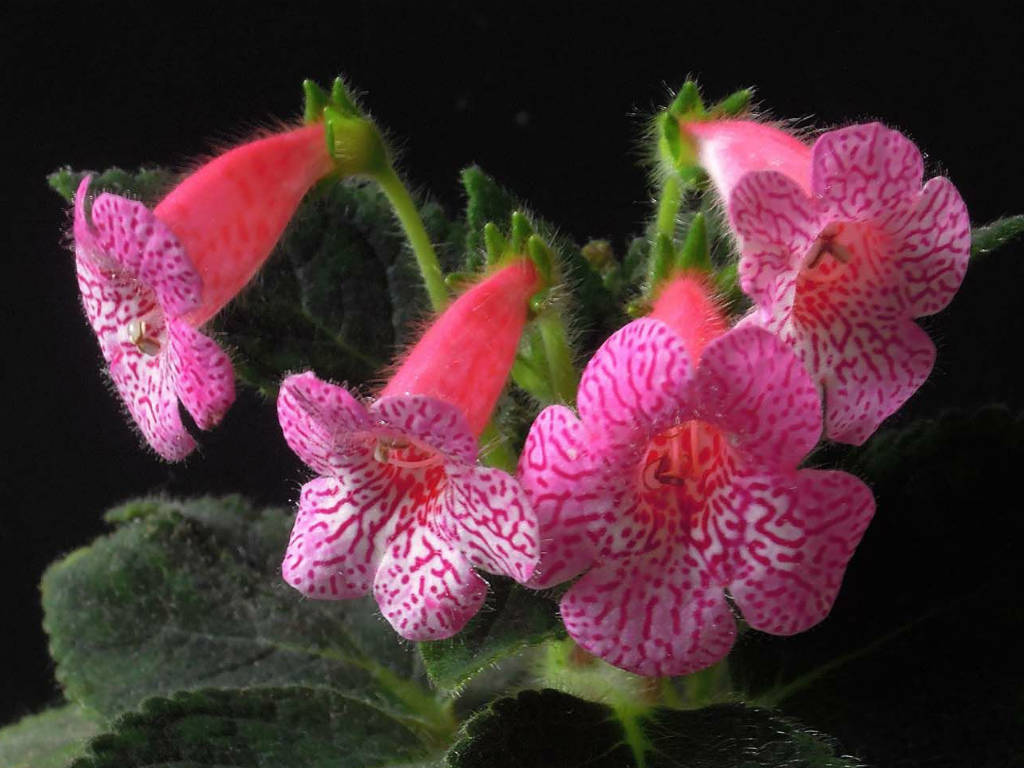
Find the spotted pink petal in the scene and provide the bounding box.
[731,170,823,313]
[166,319,235,430]
[811,122,923,223]
[282,474,399,599]
[577,318,693,453]
[560,552,736,677]
[889,177,972,317]
[694,325,821,469]
[85,186,202,318]
[106,328,195,461]
[728,469,875,635]
[518,405,606,588]
[374,522,487,641]
[372,395,477,464]
[277,372,375,475]
[443,465,538,583]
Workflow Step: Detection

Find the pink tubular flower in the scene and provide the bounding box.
[278,260,541,640]
[519,275,875,676]
[684,120,971,444]
[73,124,334,460]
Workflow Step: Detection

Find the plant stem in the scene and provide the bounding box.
[375,167,449,312]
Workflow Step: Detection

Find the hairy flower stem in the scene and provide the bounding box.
[374,166,449,312]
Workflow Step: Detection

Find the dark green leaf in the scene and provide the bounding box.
[418,577,564,691]
[0,705,100,768]
[48,166,177,206]
[42,496,451,739]
[71,687,437,768]
[447,689,859,768]
[971,214,1024,257]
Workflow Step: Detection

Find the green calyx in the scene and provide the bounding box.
[657,80,752,178]
[303,77,388,177]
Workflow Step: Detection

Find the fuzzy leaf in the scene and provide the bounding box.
[970,214,1024,257]
[418,577,564,691]
[48,166,177,206]
[41,496,449,735]
[0,705,100,768]
[69,687,437,768]
[447,689,859,768]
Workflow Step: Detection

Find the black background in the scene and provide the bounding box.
[4,2,1023,764]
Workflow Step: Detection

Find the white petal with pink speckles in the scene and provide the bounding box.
[728,469,875,635]
[372,395,477,464]
[577,318,693,454]
[811,123,923,223]
[560,550,736,677]
[694,325,821,468]
[166,319,235,431]
[374,522,487,641]
[282,474,400,599]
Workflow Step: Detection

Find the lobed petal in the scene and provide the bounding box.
[889,176,972,317]
[166,319,235,431]
[518,406,607,588]
[277,372,374,475]
[811,122,923,223]
[282,473,399,599]
[728,468,875,635]
[560,550,736,677]
[577,318,693,455]
[442,465,538,584]
[374,522,487,641]
[83,182,202,318]
[694,325,822,470]
[372,394,477,465]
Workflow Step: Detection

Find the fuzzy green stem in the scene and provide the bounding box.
[537,311,578,405]
[374,167,449,312]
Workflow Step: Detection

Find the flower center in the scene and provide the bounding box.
[125,317,164,356]
[373,437,444,469]
[639,420,726,514]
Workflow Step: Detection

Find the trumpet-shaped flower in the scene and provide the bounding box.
[279,260,541,640]
[72,124,334,460]
[519,276,874,676]
[684,120,970,443]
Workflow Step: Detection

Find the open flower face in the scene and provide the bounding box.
[720,122,971,444]
[519,303,875,676]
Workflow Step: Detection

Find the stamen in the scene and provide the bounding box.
[373,438,443,469]
[126,319,161,356]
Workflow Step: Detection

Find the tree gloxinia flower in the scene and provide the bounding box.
[518,275,875,676]
[683,119,971,443]
[279,260,541,640]
[72,123,334,460]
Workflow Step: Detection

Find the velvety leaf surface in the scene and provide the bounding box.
[49,166,178,208]
[447,689,859,768]
[418,577,564,691]
[970,214,1024,257]
[0,705,100,768]
[69,687,435,768]
[733,407,1024,767]
[41,497,445,730]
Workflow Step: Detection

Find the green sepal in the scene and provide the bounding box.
[675,211,711,272]
[323,104,389,177]
[483,222,506,265]
[509,210,533,254]
[330,75,360,117]
[667,80,705,119]
[302,79,330,124]
[647,232,674,289]
[709,87,753,118]
[444,271,475,290]
[526,234,555,285]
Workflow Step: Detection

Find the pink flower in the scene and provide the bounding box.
[279,260,541,640]
[684,120,971,444]
[519,275,875,676]
[73,124,334,460]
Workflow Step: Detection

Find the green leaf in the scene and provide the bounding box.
[446,689,859,768]
[0,705,100,768]
[970,214,1024,257]
[418,577,564,692]
[70,687,438,768]
[48,166,177,206]
[42,496,453,740]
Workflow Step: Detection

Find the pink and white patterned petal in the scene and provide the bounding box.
[107,334,195,461]
[277,372,375,475]
[166,319,235,431]
[86,188,202,318]
[731,171,823,313]
[75,246,159,361]
[577,318,694,454]
[811,123,923,223]
[796,317,937,445]
[889,176,971,317]
[282,474,399,599]
[729,468,875,635]
[694,325,822,469]
[372,395,477,465]
[442,465,539,584]
[560,552,736,677]
[518,406,607,588]
[374,523,487,641]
